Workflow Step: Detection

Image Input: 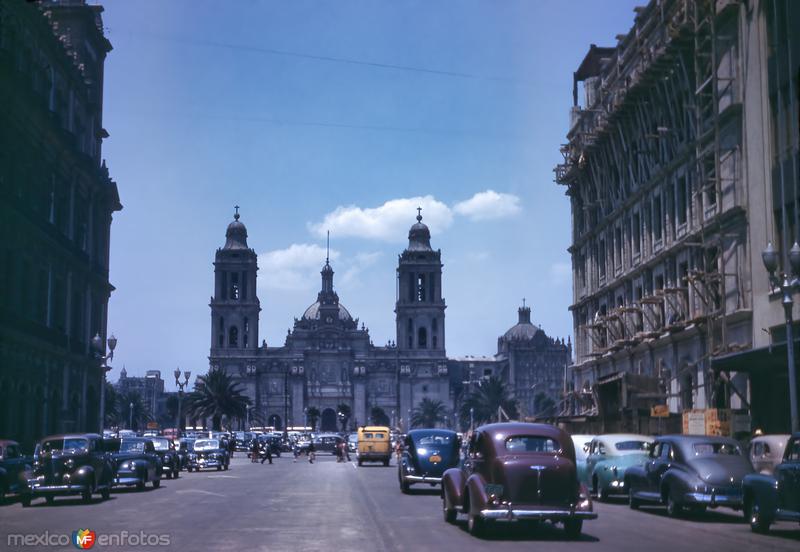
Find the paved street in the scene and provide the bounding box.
[1,454,798,551]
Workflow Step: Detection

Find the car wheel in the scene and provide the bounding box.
[187,466,193,473]
[564,519,583,539]
[46,496,55,505]
[749,503,771,534]
[173,466,180,479]
[136,479,146,492]
[598,486,609,502]
[216,465,222,471]
[443,499,457,524]
[628,487,640,510]
[357,459,363,467]
[224,463,229,471]
[152,479,160,489]
[400,479,411,494]
[383,459,390,467]
[101,487,110,500]
[467,511,486,537]
[665,490,682,518]
[21,494,32,508]
[0,485,6,505]
[82,489,92,503]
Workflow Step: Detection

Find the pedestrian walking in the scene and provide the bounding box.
[250,438,259,463]
[308,440,316,464]
[260,440,273,465]
[228,436,236,458]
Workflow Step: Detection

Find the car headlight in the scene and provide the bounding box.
[120,462,131,470]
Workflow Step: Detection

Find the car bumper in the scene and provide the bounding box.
[403,475,442,484]
[194,460,222,468]
[684,492,742,507]
[113,476,143,487]
[480,507,598,521]
[26,483,89,495]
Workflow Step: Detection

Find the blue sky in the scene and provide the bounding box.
[99,0,641,388]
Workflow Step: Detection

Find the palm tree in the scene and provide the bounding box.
[370,406,390,426]
[459,376,519,429]
[411,398,449,429]
[336,403,351,432]
[186,368,250,431]
[306,407,320,431]
[119,391,152,431]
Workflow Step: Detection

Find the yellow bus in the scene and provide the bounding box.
[356,426,391,466]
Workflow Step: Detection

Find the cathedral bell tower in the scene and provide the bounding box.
[395,208,446,356]
[210,207,260,353]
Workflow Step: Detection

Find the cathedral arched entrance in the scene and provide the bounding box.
[320,408,337,432]
[268,414,282,431]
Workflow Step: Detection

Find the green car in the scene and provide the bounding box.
[570,434,595,485]
[584,434,653,501]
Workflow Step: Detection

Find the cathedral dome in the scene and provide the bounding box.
[502,304,543,341]
[223,208,248,250]
[302,301,352,321]
[407,209,432,251]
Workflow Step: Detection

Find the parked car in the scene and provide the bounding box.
[742,432,800,533]
[313,434,344,455]
[0,440,32,504]
[570,434,595,484]
[357,426,391,466]
[442,422,596,538]
[584,434,653,500]
[234,432,255,452]
[187,439,229,471]
[177,438,195,470]
[23,434,113,506]
[625,435,753,516]
[106,437,162,491]
[257,435,282,458]
[149,437,180,479]
[347,433,358,454]
[748,434,790,475]
[398,429,460,493]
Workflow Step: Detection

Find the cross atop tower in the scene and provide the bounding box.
[234,205,240,221]
[522,297,526,308]
[416,206,422,222]
[326,230,330,265]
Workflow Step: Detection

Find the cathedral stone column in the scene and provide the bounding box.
[291,378,304,429]
[353,377,366,428]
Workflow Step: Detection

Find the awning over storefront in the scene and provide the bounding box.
[710,341,799,373]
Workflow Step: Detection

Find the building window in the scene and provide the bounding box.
[677,176,688,225]
[653,195,663,241]
[221,272,228,300]
[218,334,224,347]
[632,212,641,254]
[241,271,248,300]
[432,317,438,349]
[598,239,606,279]
[614,226,622,268]
[244,317,249,333]
[417,274,426,302]
[418,327,427,349]
[230,273,240,300]
[243,333,248,348]
[229,326,238,347]
[407,318,413,349]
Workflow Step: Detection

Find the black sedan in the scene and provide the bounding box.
[0,440,31,504]
[398,429,460,493]
[625,435,753,516]
[149,437,180,479]
[106,437,162,491]
[187,439,230,471]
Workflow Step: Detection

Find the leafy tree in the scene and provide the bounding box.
[459,376,519,429]
[411,398,449,429]
[186,368,250,431]
[370,406,390,426]
[336,403,351,432]
[532,392,556,418]
[306,406,320,431]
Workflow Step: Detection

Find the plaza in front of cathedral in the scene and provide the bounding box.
[207,208,571,431]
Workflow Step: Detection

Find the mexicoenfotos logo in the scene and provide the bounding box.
[72,529,96,550]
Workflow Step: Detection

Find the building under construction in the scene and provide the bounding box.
[555,0,799,434]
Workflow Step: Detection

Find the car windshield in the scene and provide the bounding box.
[41,438,88,454]
[413,434,454,446]
[194,439,219,450]
[120,440,145,453]
[615,440,651,452]
[505,436,560,453]
[348,434,358,443]
[151,439,170,451]
[692,442,742,456]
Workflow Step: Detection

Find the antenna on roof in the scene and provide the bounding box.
[326,230,330,265]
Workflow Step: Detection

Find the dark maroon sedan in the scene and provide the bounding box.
[441,422,596,537]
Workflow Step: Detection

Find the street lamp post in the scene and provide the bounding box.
[129,401,134,430]
[762,241,800,433]
[92,333,117,433]
[469,407,474,432]
[174,369,191,439]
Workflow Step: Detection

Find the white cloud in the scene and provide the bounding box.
[307,195,454,242]
[549,261,572,285]
[259,243,339,291]
[453,190,522,221]
[339,251,383,288]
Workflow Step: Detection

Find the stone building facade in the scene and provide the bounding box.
[0,0,119,449]
[208,209,571,431]
[555,0,799,433]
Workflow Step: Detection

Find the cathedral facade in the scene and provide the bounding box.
[208,209,570,432]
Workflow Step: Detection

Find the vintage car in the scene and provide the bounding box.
[357,426,391,466]
[0,440,32,503]
[748,434,790,475]
[313,434,343,455]
[234,431,255,452]
[347,433,358,454]
[187,438,230,471]
[257,434,283,458]
[570,434,595,484]
[742,432,800,533]
[177,438,195,470]
[23,434,113,506]
[584,434,653,500]
[625,435,753,516]
[398,429,460,493]
[442,423,596,537]
[149,437,180,479]
[106,437,162,490]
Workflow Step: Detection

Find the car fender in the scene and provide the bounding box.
[660,468,690,502]
[73,465,96,488]
[442,468,463,510]
[465,474,488,516]
[624,464,647,491]
[742,473,779,520]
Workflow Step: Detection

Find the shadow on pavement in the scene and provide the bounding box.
[634,505,744,524]
[454,519,600,542]
[27,496,116,507]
